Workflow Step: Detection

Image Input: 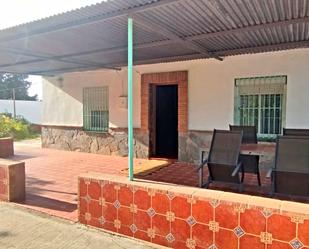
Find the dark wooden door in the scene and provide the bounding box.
[154,85,178,158]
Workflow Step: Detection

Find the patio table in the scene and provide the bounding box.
[240,143,276,156]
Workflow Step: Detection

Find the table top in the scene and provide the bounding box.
[240,143,276,156]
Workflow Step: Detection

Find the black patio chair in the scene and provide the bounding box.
[229,125,257,143]
[283,128,309,136]
[229,125,261,186]
[267,136,309,197]
[198,129,244,192]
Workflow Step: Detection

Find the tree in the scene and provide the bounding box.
[0,73,37,100]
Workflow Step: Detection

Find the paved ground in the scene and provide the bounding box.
[10,139,286,222]
[13,140,162,220]
[0,202,159,249]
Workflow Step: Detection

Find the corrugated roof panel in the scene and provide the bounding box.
[0,0,308,74]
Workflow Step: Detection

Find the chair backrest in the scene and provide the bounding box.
[275,136,309,174]
[208,129,242,166]
[229,125,257,144]
[283,128,309,136]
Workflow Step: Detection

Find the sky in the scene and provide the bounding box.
[0,0,104,100]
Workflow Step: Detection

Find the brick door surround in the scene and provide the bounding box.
[141,71,188,133]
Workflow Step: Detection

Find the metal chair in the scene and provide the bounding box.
[229,125,257,144]
[229,125,261,186]
[283,128,309,136]
[267,136,309,197]
[198,129,244,192]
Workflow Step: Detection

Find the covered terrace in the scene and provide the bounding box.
[0,1,309,248]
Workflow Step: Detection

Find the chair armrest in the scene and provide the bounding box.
[231,162,242,177]
[266,168,273,178]
[200,150,207,163]
[196,150,208,171]
[196,159,208,171]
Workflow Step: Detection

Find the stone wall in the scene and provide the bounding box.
[179,131,213,164]
[42,126,149,158]
[42,127,275,167]
[179,131,275,169]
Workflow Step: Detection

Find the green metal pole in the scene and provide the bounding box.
[128,17,134,181]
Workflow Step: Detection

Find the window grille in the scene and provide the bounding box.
[83,87,109,132]
[234,76,287,137]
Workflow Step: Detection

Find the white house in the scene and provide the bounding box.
[41,48,309,163]
[0,0,308,164]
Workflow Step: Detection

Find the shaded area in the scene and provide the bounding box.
[0,231,12,238]
[12,142,167,221]
[23,194,76,212]
[136,162,309,203]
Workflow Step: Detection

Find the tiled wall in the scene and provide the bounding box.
[0,138,14,158]
[0,160,25,202]
[78,174,309,249]
[0,166,8,200]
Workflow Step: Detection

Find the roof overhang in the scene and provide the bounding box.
[0,0,308,76]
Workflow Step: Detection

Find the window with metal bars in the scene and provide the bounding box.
[234,76,287,138]
[83,87,109,132]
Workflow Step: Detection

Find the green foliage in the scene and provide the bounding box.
[0,113,39,140]
[0,73,37,100]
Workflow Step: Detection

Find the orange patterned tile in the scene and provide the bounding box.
[118,206,133,226]
[192,199,213,224]
[102,203,117,223]
[267,240,292,249]
[240,208,266,235]
[134,230,151,242]
[102,221,117,233]
[79,198,88,214]
[260,232,272,245]
[215,203,238,229]
[79,214,86,224]
[192,223,213,248]
[299,220,309,246]
[215,228,238,249]
[171,218,190,242]
[152,235,169,247]
[118,225,133,237]
[171,196,191,219]
[88,200,102,219]
[152,192,170,215]
[88,180,101,200]
[134,189,150,210]
[170,241,188,249]
[79,178,88,197]
[118,185,133,207]
[88,217,100,228]
[0,181,7,196]
[135,210,151,231]
[152,214,170,237]
[268,214,296,241]
[102,183,117,203]
[239,234,264,249]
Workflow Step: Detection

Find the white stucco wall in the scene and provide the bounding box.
[42,48,309,130]
[0,100,42,124]
[42,69,141,128]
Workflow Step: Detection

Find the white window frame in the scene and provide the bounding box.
[234,75,287,139]
[83,86,109,132]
